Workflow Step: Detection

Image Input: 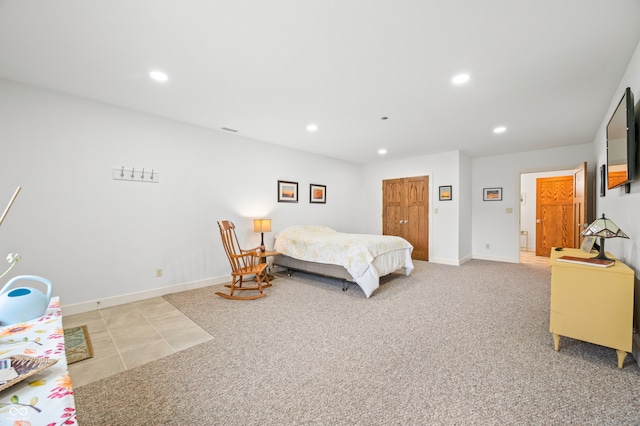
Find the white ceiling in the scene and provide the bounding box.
[1,1,639,164]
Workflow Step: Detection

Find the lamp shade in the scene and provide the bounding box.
[580,214,628,261]
[253,219,272,233]
[580,214,628,239]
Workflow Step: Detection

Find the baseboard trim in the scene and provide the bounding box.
[473,254,518,263]
[428,255,473,266]
[61,275,230,316]
[428,257,460,266]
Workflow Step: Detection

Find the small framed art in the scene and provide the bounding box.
[580,236,596,253]
[439,185,452,201]
[310,184,326,204]
[600,164,606,197]
[483,187,502,201]
[277,180,298,202]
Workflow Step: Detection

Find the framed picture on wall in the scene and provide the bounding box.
[310,184,326,203]
[600,164,606,197]
[483,187,502,201]
[277,180,298,202]
[439,185,452,201]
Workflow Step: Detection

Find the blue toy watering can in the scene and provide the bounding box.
[0,275,53,326]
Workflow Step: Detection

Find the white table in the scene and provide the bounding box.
[0,296,77,425]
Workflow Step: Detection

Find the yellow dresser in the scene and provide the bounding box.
[549,247,635,368]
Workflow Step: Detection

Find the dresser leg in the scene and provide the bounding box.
[553,333,561,351]
[616,350,627,368]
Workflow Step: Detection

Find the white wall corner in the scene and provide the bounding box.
[61,275,230,316]
[429,257,465,266]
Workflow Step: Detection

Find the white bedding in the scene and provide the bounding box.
[274,225,414,297]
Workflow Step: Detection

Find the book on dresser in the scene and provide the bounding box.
[556,255,614,267]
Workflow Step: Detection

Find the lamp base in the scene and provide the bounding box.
[591,237,614,262]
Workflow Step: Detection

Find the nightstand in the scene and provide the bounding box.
[549,247,634,368]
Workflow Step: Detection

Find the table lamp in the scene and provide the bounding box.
[580,214,628,261]
[253,219,271,251]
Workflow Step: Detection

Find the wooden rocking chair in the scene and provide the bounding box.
[216,220,271,300]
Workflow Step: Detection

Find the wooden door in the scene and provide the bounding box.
[536,176,573,257]
[382,176,429,261]
[406,177,429,260]
[572,162,587,248]
[382,178,405,238]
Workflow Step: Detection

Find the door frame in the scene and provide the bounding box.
[518,165,592,263]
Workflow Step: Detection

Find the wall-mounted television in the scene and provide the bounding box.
[606,87,637,190]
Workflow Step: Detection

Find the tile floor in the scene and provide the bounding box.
[520,249,550,266]
[62,296,213,388]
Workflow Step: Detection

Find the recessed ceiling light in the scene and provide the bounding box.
[149,70,168,82]
[306,124,318,132]
[378,149,387,155]
[452,73,470,85]
[493,126,507,134]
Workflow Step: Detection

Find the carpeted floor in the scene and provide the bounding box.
[73,260,640,425]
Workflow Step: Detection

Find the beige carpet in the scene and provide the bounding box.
[73,260,640,425]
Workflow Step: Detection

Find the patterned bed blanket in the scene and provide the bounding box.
[273,225,413,279]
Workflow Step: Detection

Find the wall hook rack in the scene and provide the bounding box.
[112,167,159,183]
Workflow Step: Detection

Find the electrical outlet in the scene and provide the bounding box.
[156,268,163,277]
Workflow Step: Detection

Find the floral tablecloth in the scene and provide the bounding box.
[0,297,76,425]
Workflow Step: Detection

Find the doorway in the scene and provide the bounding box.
[535,175,574,257]
[520,166,585,263]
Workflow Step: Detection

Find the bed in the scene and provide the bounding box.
[272,225,414,297]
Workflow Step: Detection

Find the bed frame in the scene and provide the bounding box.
[272,254,355,291]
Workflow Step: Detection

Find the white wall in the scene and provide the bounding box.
[590,39,640,356]
[359,145,596,266]
[360,150,461,265]
[471,144,595,262]
[594,39,640,267]
[458,152,472,261]
[3,36,639,317]
[0,80,363,313]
